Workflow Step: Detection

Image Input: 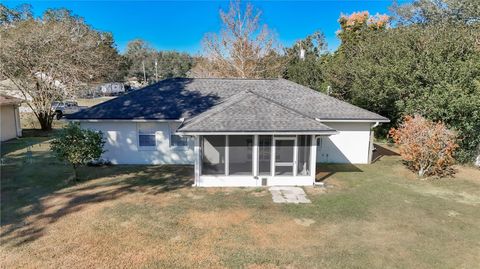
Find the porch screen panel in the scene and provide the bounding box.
[258,135,272,175]
[275,139,294,176]
[297,135,311,176]
[202,136,226,175]
[229,135,253,175]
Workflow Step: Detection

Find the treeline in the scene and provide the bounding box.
[320,1,480,163]
[123,39,193,84]
[190,0,479,163]
[1,1,478,162]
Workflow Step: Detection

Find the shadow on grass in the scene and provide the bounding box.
[0,150,193,247]
[316,163,363,182]
[372,143,399,163]
[1,136,51,157]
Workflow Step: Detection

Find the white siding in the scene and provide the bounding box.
[317,122,373,164]
[1,105,21,142]
[80,121,194,165]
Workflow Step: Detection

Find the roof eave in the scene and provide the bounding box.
[175,130,338,136]
[67,118,183,122]
[317,118,390,123]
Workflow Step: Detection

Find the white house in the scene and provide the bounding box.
[0,94,23,142]
[67,78,389,187]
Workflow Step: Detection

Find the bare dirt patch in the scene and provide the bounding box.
[293,218,315,227]
[187,209,252,229]
[408,185,480,205]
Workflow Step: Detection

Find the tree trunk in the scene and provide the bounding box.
[37,112,53,131]
[72,164,78,182]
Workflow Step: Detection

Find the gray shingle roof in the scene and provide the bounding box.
[68,78,389,132]
[177,91,335,133]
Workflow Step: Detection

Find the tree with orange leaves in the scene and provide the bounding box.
[337,11,389,49]
[389,115,458,177]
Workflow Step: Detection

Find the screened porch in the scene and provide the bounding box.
[193,134,319,187]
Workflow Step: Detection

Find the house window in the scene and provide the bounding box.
[171,134,188,147]
[137,123,157,149]
[139,132,156,147]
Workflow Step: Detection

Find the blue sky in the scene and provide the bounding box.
[4,1,408,54]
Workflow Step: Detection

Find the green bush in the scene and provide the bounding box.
[50,122,105,181]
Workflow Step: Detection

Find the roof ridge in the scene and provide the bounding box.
[180,90,251,128]
[279,78,387,119]
[246,90,323,125]
[181,90,333,132]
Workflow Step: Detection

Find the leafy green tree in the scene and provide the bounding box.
[124,39,193,83]
[155,51,194,79]
[323,2,480,162]
[283,31,328,92]
[51,123,105,181]
[124,39,156,83]
[323,11,389,100]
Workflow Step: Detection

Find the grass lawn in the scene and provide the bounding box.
[1,137,480,268]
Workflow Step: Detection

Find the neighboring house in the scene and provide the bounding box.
[67,78,389,187]
[0,79,32,113]
[99,82,125,96]
[0,94,23,142]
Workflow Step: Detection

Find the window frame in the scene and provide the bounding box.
[138,132,157,150]
[170,133,189,149]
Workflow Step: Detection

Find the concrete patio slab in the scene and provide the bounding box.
[269,186,311,204]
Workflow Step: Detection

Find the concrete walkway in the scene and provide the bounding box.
[269,186,311,204]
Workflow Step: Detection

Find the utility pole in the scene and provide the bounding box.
[142,60,147,84]
[155,59,158,82]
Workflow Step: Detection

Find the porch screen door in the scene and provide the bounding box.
[273,137,296,176]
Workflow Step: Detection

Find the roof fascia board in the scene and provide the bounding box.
[67,119,184,123]
[176,131,338,136]
[317,119,390,123]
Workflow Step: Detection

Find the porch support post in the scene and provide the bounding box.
[253,135,259,177]
[310,135,317,182]
[194,135,201,186]
[225,135,229,176]
[293,135,298,176]
[271,135,275,177]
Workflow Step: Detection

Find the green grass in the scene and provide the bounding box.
[1,135,479,268]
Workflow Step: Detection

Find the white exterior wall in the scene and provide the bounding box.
[80,121,194,165]
[1,105,22,142]
[317,122,373,164]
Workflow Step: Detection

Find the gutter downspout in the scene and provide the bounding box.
[13,104,22,137]
[368,122,380,164]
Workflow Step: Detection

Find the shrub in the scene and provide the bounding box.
[389,115,458,177]
[50,122,105,181]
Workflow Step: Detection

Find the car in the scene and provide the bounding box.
[51,101,86,119]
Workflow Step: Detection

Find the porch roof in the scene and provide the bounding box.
[177,91,336,134]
